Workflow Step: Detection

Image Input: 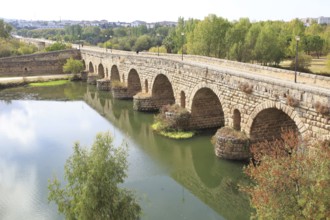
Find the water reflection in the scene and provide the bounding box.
[0,101,36,148]
[84,87,251,220]
[0,83,251,220]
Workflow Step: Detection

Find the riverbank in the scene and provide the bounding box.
[0,74,72,89]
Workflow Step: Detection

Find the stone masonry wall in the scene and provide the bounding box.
[81,50,330,140]
[0,49,81,77]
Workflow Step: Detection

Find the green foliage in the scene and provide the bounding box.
[63,57,84,74]
[29,80,69,87]
[148,46,167,54]
[0,38,38,58]
[0,19,12,38]
[133,35,152,52]
[151,122,195,139]
[241,130,330,219]
[45,42,70,52]
[48,132,141,220]
[152,104,194,139]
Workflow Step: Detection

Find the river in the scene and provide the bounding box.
[0,81,251,220]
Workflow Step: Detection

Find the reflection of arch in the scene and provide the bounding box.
[89,61,94,73]
[145,79,149,93]
[127,69,142,97]
[180,91,186,108]
[191,138,223,188]
[190,87,224,129]
[247,101,307,142]
[233,109,241,131]
[98,64,105,78]
[110,65,120,81]
[151,74,175,108]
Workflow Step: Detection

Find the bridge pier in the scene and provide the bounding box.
[213,127,251,160]
[133,94,158,112]
[96,79,111,91]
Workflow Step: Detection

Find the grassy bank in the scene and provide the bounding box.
[29,80,69,87]
[151,122,195,139]
[280,56,330,76]
[0,75,71,89]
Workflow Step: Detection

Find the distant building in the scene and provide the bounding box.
[317,16,330,25]
[301,16,330,26]
[131,20,146,27]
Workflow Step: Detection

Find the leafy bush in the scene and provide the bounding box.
[45,42,70,52]
[48,132,141,220]
[241,130,330,219]
[63,57,84,74]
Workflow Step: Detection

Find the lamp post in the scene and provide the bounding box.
[105,35,107,52]
[156,33,160,56]
[78,34,80,49]
[294,36,300,83]
[181,32,184,61]
[109,35,112,53]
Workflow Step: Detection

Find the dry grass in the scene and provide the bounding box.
[280,56,330,76]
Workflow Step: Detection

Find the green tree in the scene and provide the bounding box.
[188,14,231,58]
[45,42,69,51]
[0,19,12,38]
[302,35,324,58]
[254,21,286,65]
[133,35,151,51]
[63,57,84,74]
[48,132,141,220]
[226,18,251,62]
[241,131,330,219]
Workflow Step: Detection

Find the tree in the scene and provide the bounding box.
[63,57,84,74]
[226,18,251,62]
[0,19,12,38]
[133,35,151,52]
[241,131,330,219]
[45,42,69,52]
[48,132,141,220]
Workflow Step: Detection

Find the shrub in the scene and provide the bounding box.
[239,82,253,94]
[241,130,330,219]
[286,95,300,107]
[111,80,127,88]
[314,101,330,115]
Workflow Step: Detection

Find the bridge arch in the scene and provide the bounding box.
[98,64,105,78]
[151,74,175,109]
[88,61,94,73]
[189,85,225,130]
[110,65,120,81]
[127,69,142,97]
[247,101,308,142]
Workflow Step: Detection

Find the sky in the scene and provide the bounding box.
[1,0,329,22]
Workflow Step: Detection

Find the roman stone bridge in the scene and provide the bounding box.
[80,47,330,143]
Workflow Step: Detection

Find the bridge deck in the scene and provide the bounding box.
[80,45,330,93]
